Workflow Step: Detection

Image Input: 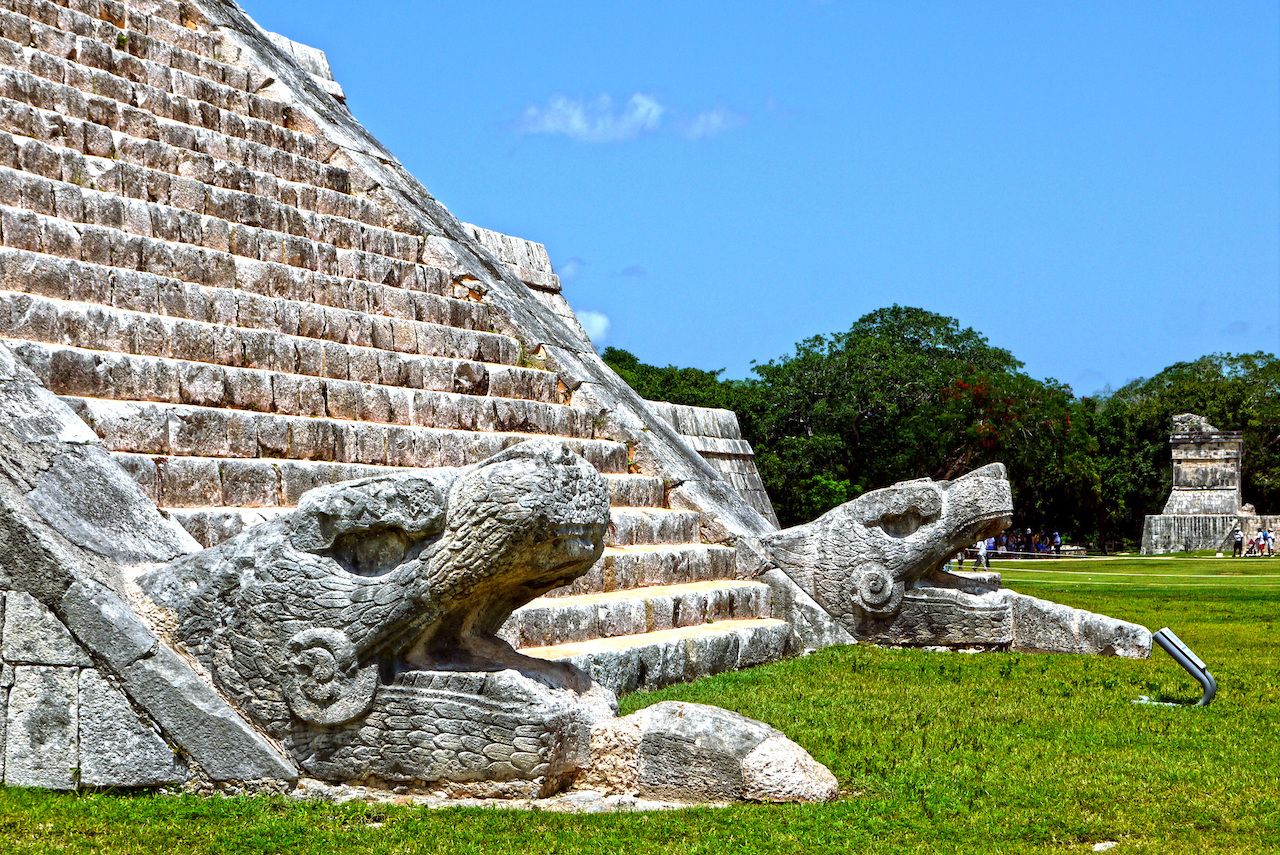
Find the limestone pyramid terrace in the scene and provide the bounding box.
[0,0,1159,799]
[0,0,795,696]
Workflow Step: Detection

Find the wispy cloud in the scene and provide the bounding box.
[618,264,647,278]
[516,93,664,143]
[680,107,745,140]
[578,310,611,344]
[515,93,745,143]
[558,257,584,283]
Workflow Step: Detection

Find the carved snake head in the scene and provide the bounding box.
[141,440,611,734]
[757,463,1012,628]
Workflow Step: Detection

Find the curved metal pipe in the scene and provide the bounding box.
[1153,627,1217,707]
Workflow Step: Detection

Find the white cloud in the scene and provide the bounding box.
[558,257,584,282]
[680,107,745,140]
[578,310,611,344]
[516,93,665,143]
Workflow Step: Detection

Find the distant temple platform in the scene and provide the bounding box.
[1142,414,1277,553]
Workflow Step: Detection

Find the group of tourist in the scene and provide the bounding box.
[948,529,1065,570]
[998,529,1063,557]
[1231,526,1275,557]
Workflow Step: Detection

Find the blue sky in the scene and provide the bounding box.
[243,1,1279,394]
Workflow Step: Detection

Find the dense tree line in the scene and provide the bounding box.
[602,306,1280,550]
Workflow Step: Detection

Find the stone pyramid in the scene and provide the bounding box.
[0,0,1150,795]
[0,0,793,703]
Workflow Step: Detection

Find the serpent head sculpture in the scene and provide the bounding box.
[141,440,615,794]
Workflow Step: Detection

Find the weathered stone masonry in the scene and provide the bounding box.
[0,0,793,698]
[1141,414,1274,554]
[0,0,1151,798]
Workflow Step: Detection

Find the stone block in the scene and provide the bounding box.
[1,591,91,666]
[121,646,297,783]
[78,668,185,788]
[220,459,279,507]
[0,662,5,782]
[25,443,194,566]
[169,407,229,456]
[610,701,837,803]
[59,580,157,671]
[178,361,227,407]
[4,665,78,790]
[157,456,222,507]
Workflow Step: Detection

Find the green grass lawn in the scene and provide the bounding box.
[2,557,1276,854]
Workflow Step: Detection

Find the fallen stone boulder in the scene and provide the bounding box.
[580,701,838,803]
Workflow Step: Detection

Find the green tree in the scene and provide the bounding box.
[600,347,752,413]
[742,306,1096,527]
[600,314,1278,551]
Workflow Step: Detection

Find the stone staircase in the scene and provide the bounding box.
[0,0,786,695]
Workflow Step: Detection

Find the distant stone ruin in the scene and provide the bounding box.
[1142,414,1277,553]
[0,0,1148,801]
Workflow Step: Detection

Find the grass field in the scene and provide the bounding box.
[1,557,1276,854]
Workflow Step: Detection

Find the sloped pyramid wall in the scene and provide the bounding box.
[0,342,295,788]
[0,0,822,696]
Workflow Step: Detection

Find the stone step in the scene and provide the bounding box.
[68,397,616,472]
[605,474,665,507]
[0,131,419,278]
[164,475,677,548]
[1,66,373,214]
[11,0,219,66]
[7,18,296,137]
[519,619,793,696]
[607,507,702,547]
[123,458,424,514]
[166,505,290,548]
[105,3,221,64]
[14,341,584,433]
[114,436,629,509]
[0,223,473,341]
[501,581,772,649]
[547,544,741,598]
[0,161,443,310]
[0,290,551,398]
[0,245,519,364]
[14,0,248,96]
[0,28,327,161]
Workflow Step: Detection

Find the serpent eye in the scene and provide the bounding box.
[321,526,437,576]
[874,508,937,538]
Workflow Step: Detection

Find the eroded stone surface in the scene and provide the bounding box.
[1,591,91,667]
[742,735,841,803]
[78,669,187,788]
[857,579,1151,657]
[4,666,78,790]
[588,702,837,803]
[750,463,1150,657]
[747,463,1014,636]
[0,339,296,786]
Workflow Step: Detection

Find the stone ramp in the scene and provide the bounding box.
[0,340,295,788]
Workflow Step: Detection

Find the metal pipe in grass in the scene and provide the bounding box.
[1153,627,1217,707]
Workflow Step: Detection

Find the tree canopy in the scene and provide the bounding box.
[603,307,1279,548]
